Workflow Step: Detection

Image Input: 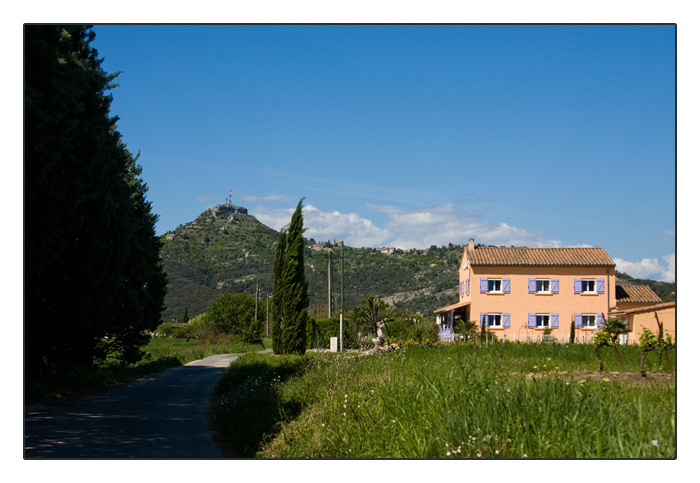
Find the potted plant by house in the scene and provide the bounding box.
[542,327,554,343]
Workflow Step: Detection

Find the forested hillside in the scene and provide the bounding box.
[160,204,675,322]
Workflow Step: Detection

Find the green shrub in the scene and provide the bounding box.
[306,317,352,349]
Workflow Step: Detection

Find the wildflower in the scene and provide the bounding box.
[446,443,450,448]
[446,451,451,456]
[652,440,659,447]
[495,450,499,455]
[343,412,346,417]
[391,419,396,423]
[477,453,481,458]
[523,454,528,458]
[321,423,325,427]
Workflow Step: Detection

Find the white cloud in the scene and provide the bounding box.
[255,202,565,249]
[253,204,389,248]
[613,253,675,283]
[373,204,562,250]
[254,202,675,284]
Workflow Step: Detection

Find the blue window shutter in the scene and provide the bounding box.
[503,278,510,293]
[551,313,559,329]
[528,278,536,293]
[480,313,486,328]
[503,313,510,328]
[480,278,488,293]
[574,278,582,294]
[466,279,469,295]
[574,313,582,329]
[596,313,605,328]
[551,279,559,294]
[596,278,605,294]
[528,313,536,329]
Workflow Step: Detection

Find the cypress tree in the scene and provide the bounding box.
[271,199,308,355]
[271,229,287,354]
[570,319,576,344]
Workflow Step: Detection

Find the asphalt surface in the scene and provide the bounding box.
[24,353,244,459]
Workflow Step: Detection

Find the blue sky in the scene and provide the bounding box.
[92,24,676,282]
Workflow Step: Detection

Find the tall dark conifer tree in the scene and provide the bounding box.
[271,229,287,354]
[24,25,167,375]
[271,199,308,355]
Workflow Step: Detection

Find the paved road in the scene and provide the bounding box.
[24,353,244,459]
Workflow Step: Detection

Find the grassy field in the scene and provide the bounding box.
[213,342,675,458]
[25,336,271,403]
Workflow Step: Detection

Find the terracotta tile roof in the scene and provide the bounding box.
[610,301,675,316]
[615,285,663,304]
[466,246,615,267]
[434,300,471,314]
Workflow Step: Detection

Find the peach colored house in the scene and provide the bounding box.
[435,240,617,343]
[610,301,676,345]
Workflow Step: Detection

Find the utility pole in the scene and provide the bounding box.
[255,283,259,325]
[339,241,344,353]
[328,249,333,318]
[266,292,270,338]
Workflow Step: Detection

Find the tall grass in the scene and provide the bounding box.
[214,343,675,458]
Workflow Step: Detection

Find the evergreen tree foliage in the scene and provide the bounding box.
[271,229,286,354]
[272,199,309,355]
[24,25,167,375]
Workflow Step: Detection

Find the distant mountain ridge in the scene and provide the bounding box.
[158,205,675,322]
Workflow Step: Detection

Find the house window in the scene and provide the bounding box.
[480,312,511,328]
[581,279,596,293]
[582,314,596,328]
[575,278,604,294]
[529,278,559,294]
[529,313,559,329]
[460,279,470,296]
[536,314,550,328]
[480,278,510,293]
[488,313,502,328]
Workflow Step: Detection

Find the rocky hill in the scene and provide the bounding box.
[159,204,461,321]
[159,204,675,322]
